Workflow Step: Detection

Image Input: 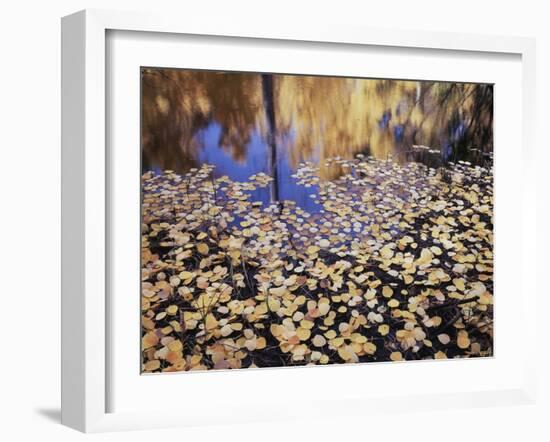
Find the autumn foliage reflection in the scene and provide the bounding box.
[141,68,492,179]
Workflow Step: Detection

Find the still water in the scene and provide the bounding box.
[141,69,493,212]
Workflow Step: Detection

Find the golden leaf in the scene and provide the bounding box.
[312,335,327,347]
[267,298,281,312]
[380,245,394,259]
[179,271,194,280]
[197,243,209,255]
[457,330,470,349]
[220,324,233,337]
[338,345,354,361]
[167,339,183,352]
[142,331,159,350]
[437,334,450,345]
[296,327,311,341]
[388,299,399,308]
[318,239,330,248]
[390,351,403,361]
[318,302,331,316]
[205,314,218,330]
[166,305,178,315]
[256,337,267,349]
[363,342,377,355]
[143,360,161,371]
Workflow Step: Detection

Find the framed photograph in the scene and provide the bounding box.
[61,9,537,432]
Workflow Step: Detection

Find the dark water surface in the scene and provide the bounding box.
[141,69,493,212]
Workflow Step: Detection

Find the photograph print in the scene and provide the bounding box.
[140,68,494,373]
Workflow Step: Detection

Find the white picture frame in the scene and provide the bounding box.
[61,9,537,433]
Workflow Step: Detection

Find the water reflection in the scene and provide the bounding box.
[141,68,493,212]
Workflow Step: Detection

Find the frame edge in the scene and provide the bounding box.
[61,9,86,432]
[62,9,108,433]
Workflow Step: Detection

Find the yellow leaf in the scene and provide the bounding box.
[166,350,183,365]
[453,278,465,291]
[220,324,233,337]
[478,293,492,305]
[416,248,433,266]
[318,239,330,248]
[161,325,174,335]
[318,302,330,316]
[229,250,241,260]
[205,314,218,330]
[142,316,155,330]
[271,324,284,337]
[142,331,159,349]
[307,245,320,255]
[390,351,403,361]
[296,327,311,341]
[437,333,450,345]
[330,337,345,347]
[179,271,194,280]
[364,289,376,300]
[312,335,326,347]
[380,245,394,259]
[363,342,376,355]
[338,345,354,361]
[382,286,393,298]
[351,333,367,344]
[143,360,160,371]
[267,298,281,312]
[388,299,399,308]
[197,243,209,255]
[291,344,307,357]
[167,339,182,352]
[166,305,178,315]
[457,330,470,349]
[430,246,443,255]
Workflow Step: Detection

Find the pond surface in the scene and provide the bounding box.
[141,69,493,212]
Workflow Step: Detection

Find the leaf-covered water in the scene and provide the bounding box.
[141,155,493,372]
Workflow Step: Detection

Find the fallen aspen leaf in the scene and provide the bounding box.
[390,351,403,361]
[312,335,326,347]
[457,330,471,349]
[197,243,209,255]
[318,239,330,248]
[143,360,161,371]
[166,305,178,315]
[220,324,233,337]
[296,328,311,341]
[437,334,451,345]
[388,299,399,308]
[142,331,159,350]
